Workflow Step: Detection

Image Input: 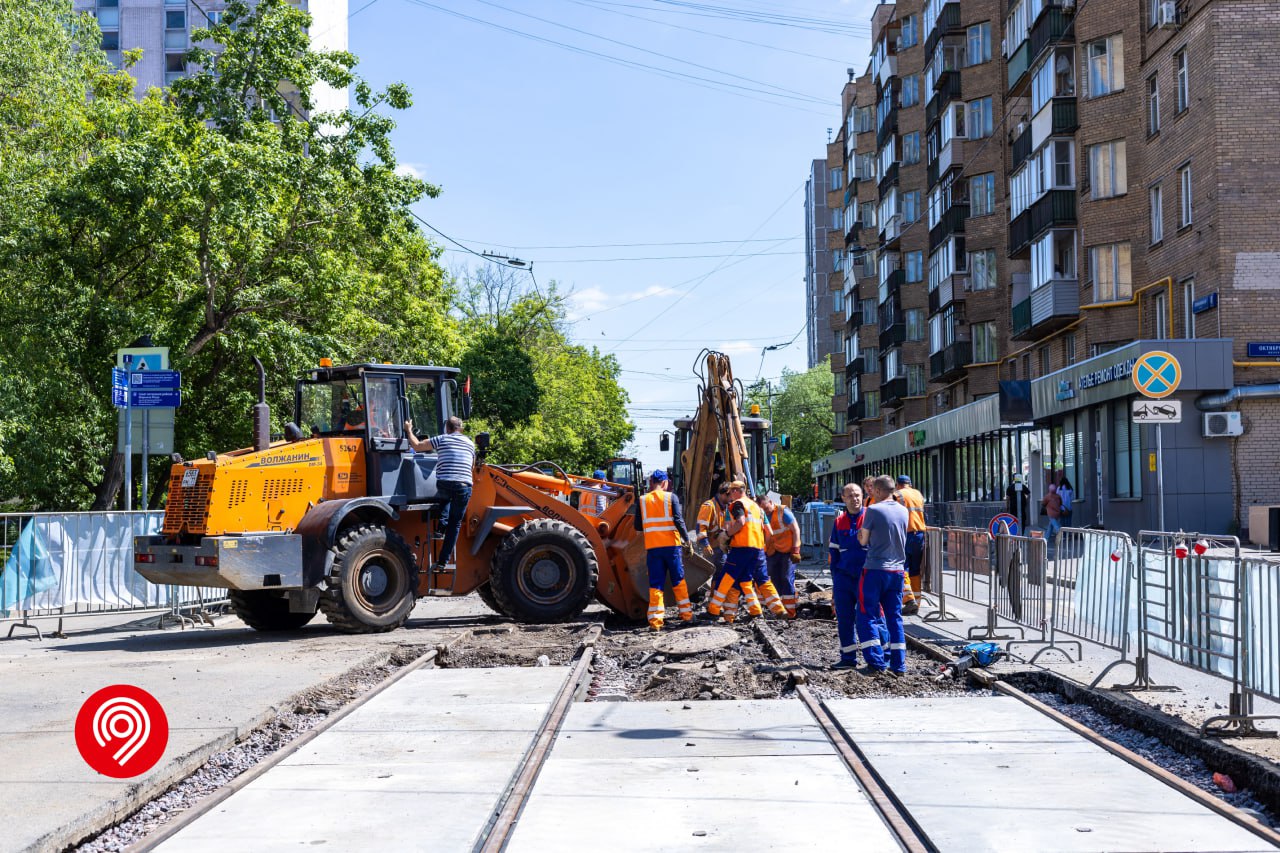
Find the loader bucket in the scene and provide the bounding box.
[614,535,717,619]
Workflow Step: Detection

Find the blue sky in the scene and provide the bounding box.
[349,0,876,470]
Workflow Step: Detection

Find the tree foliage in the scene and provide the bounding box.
[747,360,837,496]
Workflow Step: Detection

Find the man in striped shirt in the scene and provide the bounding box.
[405,415,476,573]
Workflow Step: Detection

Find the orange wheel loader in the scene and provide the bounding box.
[134,360,712,632]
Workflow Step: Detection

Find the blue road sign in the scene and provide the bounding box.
[989,512,1020,538]
[129,370,181,390]
[111,367,128,391]
[129,390,181,408]
[1247,342,1280,359]
[1132,350,1181,399]
[112,387,128,407]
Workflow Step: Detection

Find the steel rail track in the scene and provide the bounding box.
[128,630,474,853]
[474,623,604,853]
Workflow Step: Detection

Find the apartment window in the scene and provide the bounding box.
[101,30,120,51]
[1175,50,1189,113]
[165,0,185,5]
[864,347,880,374]
[830,167,843,190]
[972,321,998,362]
[861,202,876,229]
[857,152,876,181]
[865,391,881,419]
[1148,0,1159,27]
[1179,163,1193,227]
[1031,49,1075,114]
[902,132,921,166]
[906,309,925,341]
[861,298,877,327]
[883,348,903,379]
[1147,75,1160,134]
[1090,243,1132,302]
[1031,229,1076,289]
[941,102,966,146]
[969,173,995,216]
[967,97,993,139]
[832,207,844,231]
[969,249,997,290]
[901,75,920,108]
[1183,279,1196,338]
[856,106,875,134]
[907,364,927,396]
[1154,291,1168,338]
[966,23,992,66]
[1039,347,1051,376]
[905,251,924,283]
[1087,140,1127,199]
[901,190,921,223]
[901,15,919,48]
[1149,184,1163,244]
[166,10,186,29]
[1064,332,1077,365]
[1111,402,1142,499]
[96,4,120,27]
[1085,35,1124,98]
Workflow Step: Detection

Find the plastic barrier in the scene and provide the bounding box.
[1,512,227,639]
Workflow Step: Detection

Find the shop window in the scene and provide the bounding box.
[1111,402,1142,499]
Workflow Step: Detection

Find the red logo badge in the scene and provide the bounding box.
[75,685,169,778]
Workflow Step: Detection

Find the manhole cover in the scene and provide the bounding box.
[652,626,740,655]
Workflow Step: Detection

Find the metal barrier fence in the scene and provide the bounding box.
[1243,557,1280,707]
[1048,527,1136,685]
[0,511,227,639]
[924,501,1006,529]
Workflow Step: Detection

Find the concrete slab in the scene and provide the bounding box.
[154,666,569,853]
[505,700,903,852]
[827,696,1274,852]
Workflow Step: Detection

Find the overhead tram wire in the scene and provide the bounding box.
[605,182,803,351]
[564,0,855,64]
[400,0,835,116]
[451,236,801,250]
[442,248,803,263]
[465,0,831,105]
[637,0,869,34]
[409,211,544,300]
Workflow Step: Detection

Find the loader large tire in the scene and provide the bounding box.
[489,519,597,623]
[319,524,418,633]
[228,589,316,632]
[475,582,509,616]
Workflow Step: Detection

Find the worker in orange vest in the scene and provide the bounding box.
[639,470,694,630]
[893,475,927,616]
[759,490,801,617]
[706,481,787,621]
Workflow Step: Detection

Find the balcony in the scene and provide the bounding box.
[1008,190,1076,256]
[1007,40,1031,93]
[848,400,867,422]
[1012,278,1080,341]
[929,338,972,381]
[1051,97,1078,133]
[875,54,898,88]
[845,223,862,246]
[936,137,965,178]
[926,72,963,126]
[924,1,962,57]
[879,308,906,349]
[877,161,899,197]
[881,375,909,406]
[881,268,906,292]
[927,158,939,190]
[881,213,903,246]
[928,272,968,314]
[877,105,899,148]
[1008,6,1074,94]
[929,202,968,252]
[1011,124,1032,172]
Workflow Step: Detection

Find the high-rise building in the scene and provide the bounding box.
[75,0,348,115]
[815,0,1280,539]
[804,159,837,371]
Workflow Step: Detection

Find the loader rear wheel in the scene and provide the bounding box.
[228,590,316,632]
[475,582,509,616]
[489,519,597,623]
[319,524,418,633]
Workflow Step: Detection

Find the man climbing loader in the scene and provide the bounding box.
[134,360,713,633]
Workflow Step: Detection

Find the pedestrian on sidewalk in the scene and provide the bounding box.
[857,475,909,675]
[406,415,475,573]
[1041,483,1063,540]
[706,481,788,622]
[638,470,694,630]
[759,490,801,617]
[893,475,927,616]
[1057,475,1074,528]
[828,483,888,669]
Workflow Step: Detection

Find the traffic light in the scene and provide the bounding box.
[777,433,790,450]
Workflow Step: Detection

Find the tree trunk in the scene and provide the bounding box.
[91,451,125,510]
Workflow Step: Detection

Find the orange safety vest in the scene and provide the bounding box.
[641,489,681,549]
[767,505,796,553]
[697,498,725,534]
[728,499,766,550]
[896,486,927,533]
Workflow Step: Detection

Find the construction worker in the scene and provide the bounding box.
[894,475,926,616]
[828,483,887,669]
[695,483,731,578]
[639,470,693,631]
[861,475,878,506]
[759,490,801,617]
[857,475,910,675]
[706,481,788,621]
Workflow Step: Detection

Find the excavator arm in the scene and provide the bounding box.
[678,351,757,529]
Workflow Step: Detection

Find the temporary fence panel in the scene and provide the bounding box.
[991,534,1051,645]
[1051,527,1136,655]
[1242,557,1280,705]
[940,527,989,606]
[922,527,958,623]
[1138,532,1239,681]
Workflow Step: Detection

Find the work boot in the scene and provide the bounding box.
[647,589,665,631]
[901,600,920,616]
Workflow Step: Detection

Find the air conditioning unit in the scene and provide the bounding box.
[1203,411,1244,438]
[1158,0,1179,28]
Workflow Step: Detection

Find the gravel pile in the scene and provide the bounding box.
[75,645,434,852]
[440,623,591,668]
[1031,691,1279,829]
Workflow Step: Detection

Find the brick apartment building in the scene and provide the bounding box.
[805,160,838,372]
[813,0,1280,540]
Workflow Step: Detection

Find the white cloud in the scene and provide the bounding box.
[622,284,680,300]
[567,286,610,320]
[716,340,760,355]
[394,162,429,180]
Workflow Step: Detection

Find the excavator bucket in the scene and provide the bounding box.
[618,535,718,614]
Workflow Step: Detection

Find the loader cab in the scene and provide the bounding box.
[296,363,461,504]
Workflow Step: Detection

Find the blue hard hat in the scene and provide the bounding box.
[593,469,606,479]
[649,469,668,482]
[897,475,912,485]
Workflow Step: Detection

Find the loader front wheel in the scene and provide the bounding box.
[489,519,597,623]
[319,524,418,633]
[228,590,316,632]
[475,582,509,617]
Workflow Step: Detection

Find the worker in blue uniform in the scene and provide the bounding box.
[857,475,910,674]
[828,482,887,669]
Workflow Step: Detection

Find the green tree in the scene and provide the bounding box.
[747,359,837,496]
[0,0,456,509]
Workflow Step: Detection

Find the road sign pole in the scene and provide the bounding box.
[142,408,150,510]
[1156,424,1165,531]
[123,358,132,511]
